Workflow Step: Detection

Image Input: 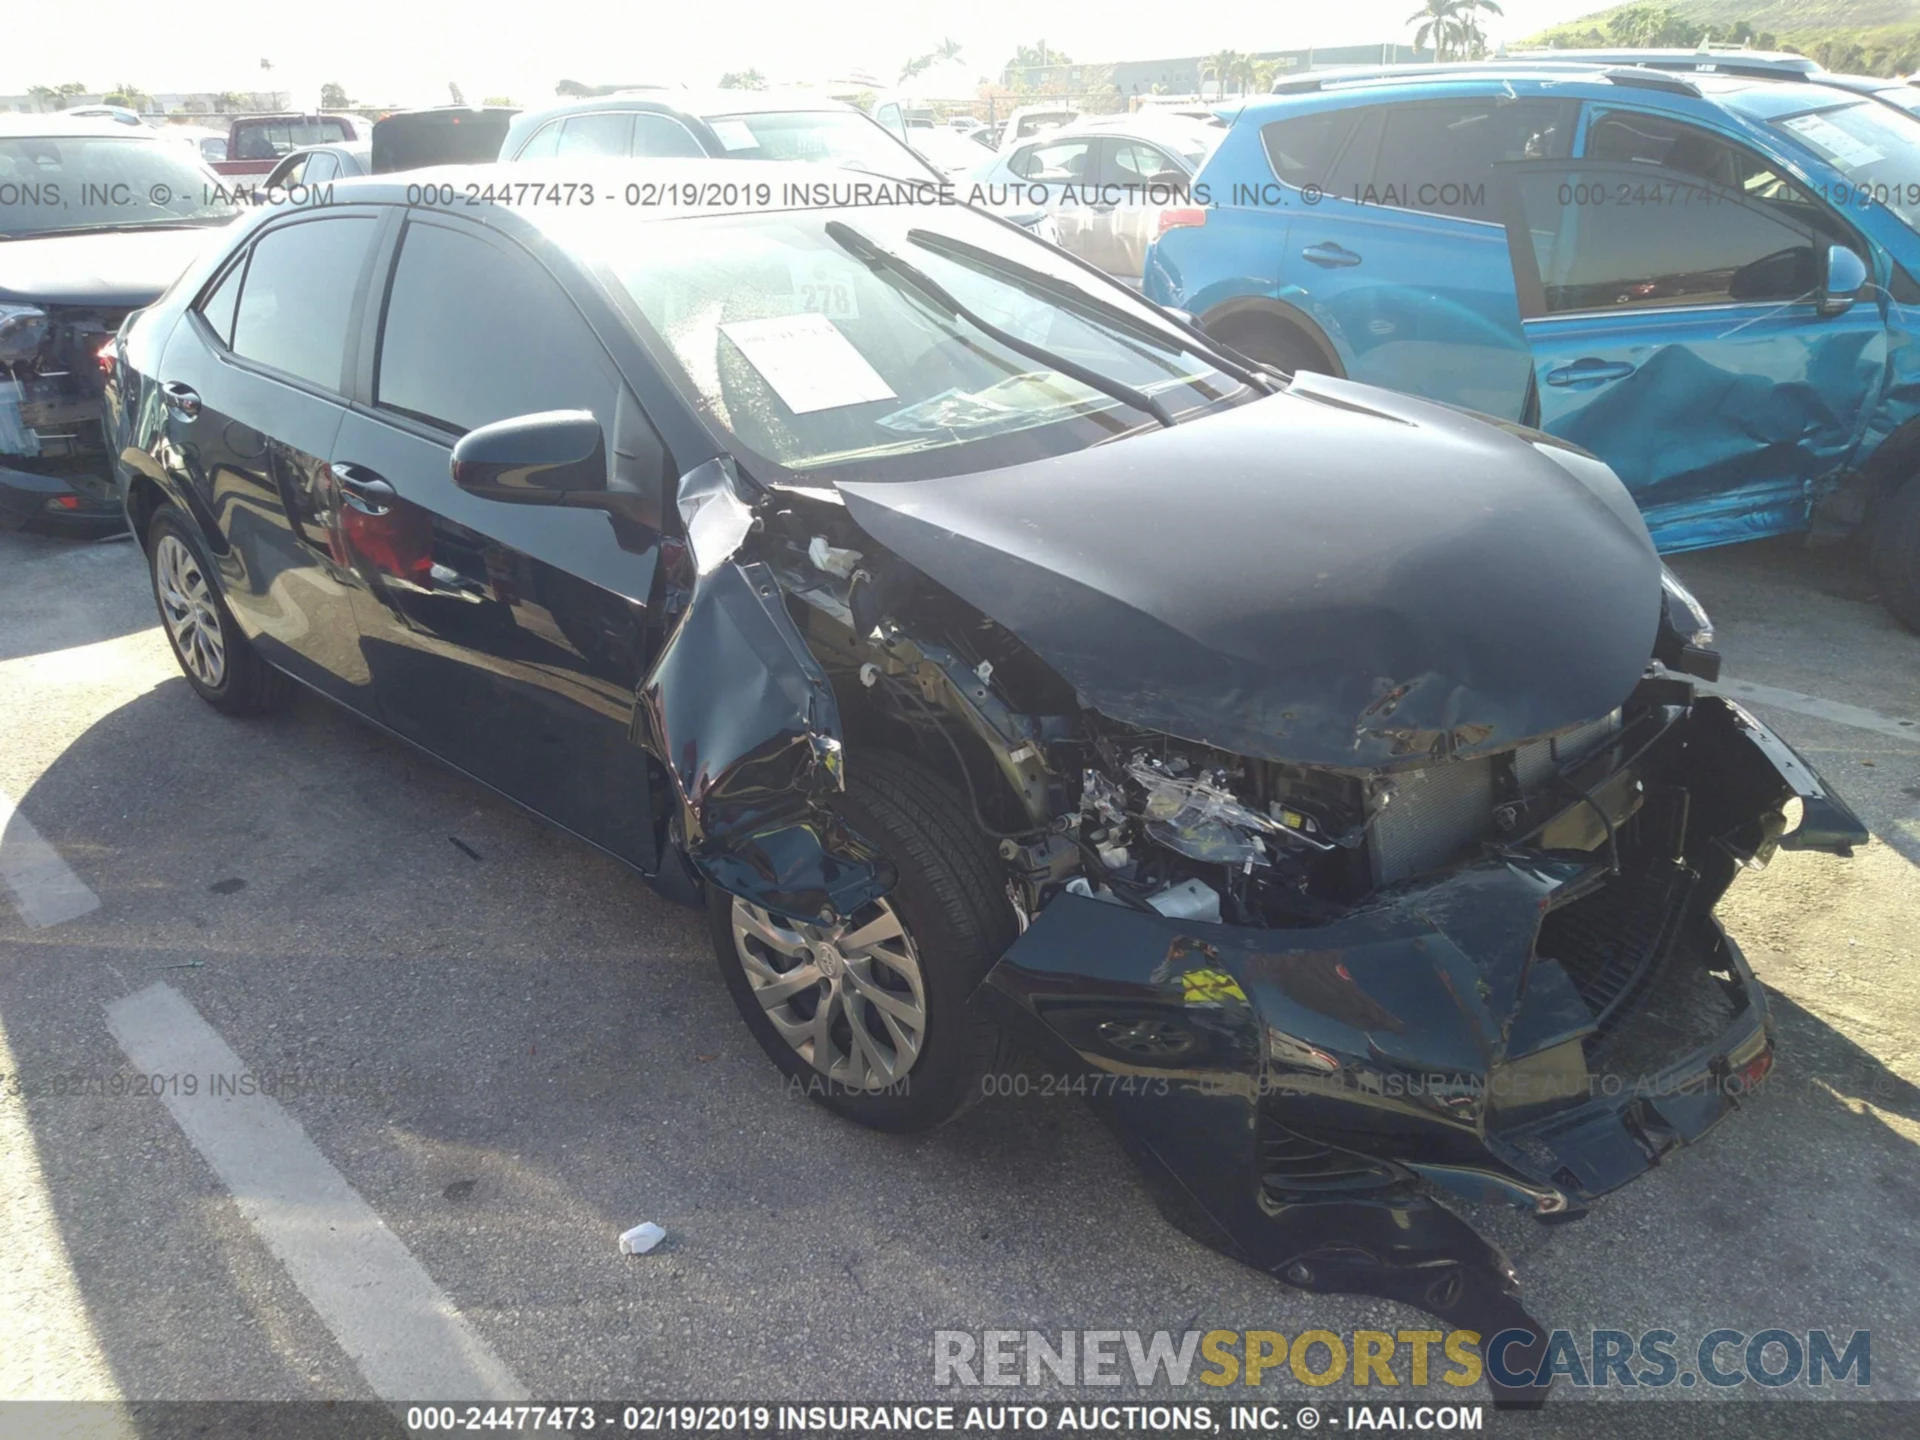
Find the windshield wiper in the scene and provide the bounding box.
[903,227,1278,394]
[824,219,1177,429]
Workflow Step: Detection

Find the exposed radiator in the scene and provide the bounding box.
[1370,711,1623,884]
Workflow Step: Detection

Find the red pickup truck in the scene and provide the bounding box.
[209,114,366,178]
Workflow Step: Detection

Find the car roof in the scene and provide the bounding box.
[0,113,172,138]
[515,88,859,131]
[1508,47,1823,77]
[1244,65,1875,123]
[310,158,930,222]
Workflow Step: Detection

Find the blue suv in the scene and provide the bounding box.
[1144,65,1920,628]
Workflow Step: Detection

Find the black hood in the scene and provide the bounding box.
[837,374,1662,771]
[0,227,222,308]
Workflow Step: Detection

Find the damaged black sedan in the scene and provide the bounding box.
[105,161,1865,1400]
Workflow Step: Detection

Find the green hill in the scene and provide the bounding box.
[1525,0,1920,75]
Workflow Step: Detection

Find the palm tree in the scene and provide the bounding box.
[1407,0,1458,60]
[935,37,963,64]
[1452,0,1504,59]
[1199,49,1245,100]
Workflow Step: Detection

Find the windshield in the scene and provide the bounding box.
[0,136,238,237]
[707,111,934,181]
[1772,101,1920,230]
[593,204,1243,480]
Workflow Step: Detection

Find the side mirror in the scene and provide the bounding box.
[450,410,606,504]
[1820,245,1870,316]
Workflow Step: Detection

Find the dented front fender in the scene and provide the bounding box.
[638,555,893,923]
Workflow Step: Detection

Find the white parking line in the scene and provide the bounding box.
[1700,677,1920,744]
[105,984,527,1403]
[0,789,101,929]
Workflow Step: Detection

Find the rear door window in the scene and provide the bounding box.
[196,257,244,348]
[1009,136,1093,182]
[229,216,376,389]
[514,121,563,161]
[1362,99,1575,219]
[1260,109,1358,190]
[558,112,633,157]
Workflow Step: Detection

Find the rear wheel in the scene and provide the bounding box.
[147,506,294,715]
[1870,475,1920,633]
[708,750,1016,1132]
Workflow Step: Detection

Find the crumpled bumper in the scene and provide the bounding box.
[979,688,1862,1405]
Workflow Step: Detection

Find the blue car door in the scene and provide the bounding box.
[1499,108,1889,551]
[1279,97,1576,421]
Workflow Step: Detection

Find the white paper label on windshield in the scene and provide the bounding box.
[708,119,758,152]
[720,313,896,414]
[1782,114,1883,169]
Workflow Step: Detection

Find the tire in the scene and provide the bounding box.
[708,750,1017,1132]
[146,505,294,716]
[1870,475,1920,634]
[1209,321,1332,377]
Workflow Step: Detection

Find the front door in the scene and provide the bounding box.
[1501,119,1888,550]
[330,214,669,869]
[153,211,384,709]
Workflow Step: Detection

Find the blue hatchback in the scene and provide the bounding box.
[1145,65,1920,628]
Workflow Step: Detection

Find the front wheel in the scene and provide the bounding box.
[1870,475,1920,633]
[708,750,1016,1132]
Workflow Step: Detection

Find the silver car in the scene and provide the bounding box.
[968,116,1219,281]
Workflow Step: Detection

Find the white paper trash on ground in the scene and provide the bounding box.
[619,1222,667,1255]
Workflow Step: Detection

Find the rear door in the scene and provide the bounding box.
[1281,96,1572,420]
[153,211,385,709]
[1500,108,1890,550]
[328,214,672,868]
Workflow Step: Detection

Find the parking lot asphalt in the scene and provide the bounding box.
[1,526,1916,1429]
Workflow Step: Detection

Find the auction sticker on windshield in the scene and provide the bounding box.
[720,312,896,413]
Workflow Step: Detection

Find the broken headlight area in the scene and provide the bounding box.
[976,678,1857,1402]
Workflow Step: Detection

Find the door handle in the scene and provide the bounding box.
[161,382,201,419]
[1544,359,1638,388]
[1300,242,1362,268]
[331,462,397,515]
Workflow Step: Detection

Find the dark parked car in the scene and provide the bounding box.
[371,106,519,173]
[2,115,237,534]
[105,160,1863,1397]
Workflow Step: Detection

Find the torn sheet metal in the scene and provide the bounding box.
[978,691,1832,1403]
[638,557,893,922]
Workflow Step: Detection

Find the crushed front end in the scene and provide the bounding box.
[0,301,128,534]
[979,677,1862,1404]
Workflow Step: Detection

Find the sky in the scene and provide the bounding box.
[4,0,1616,107]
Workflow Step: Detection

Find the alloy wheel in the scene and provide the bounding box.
[154,533,227,688]
[729,895,928,1089]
